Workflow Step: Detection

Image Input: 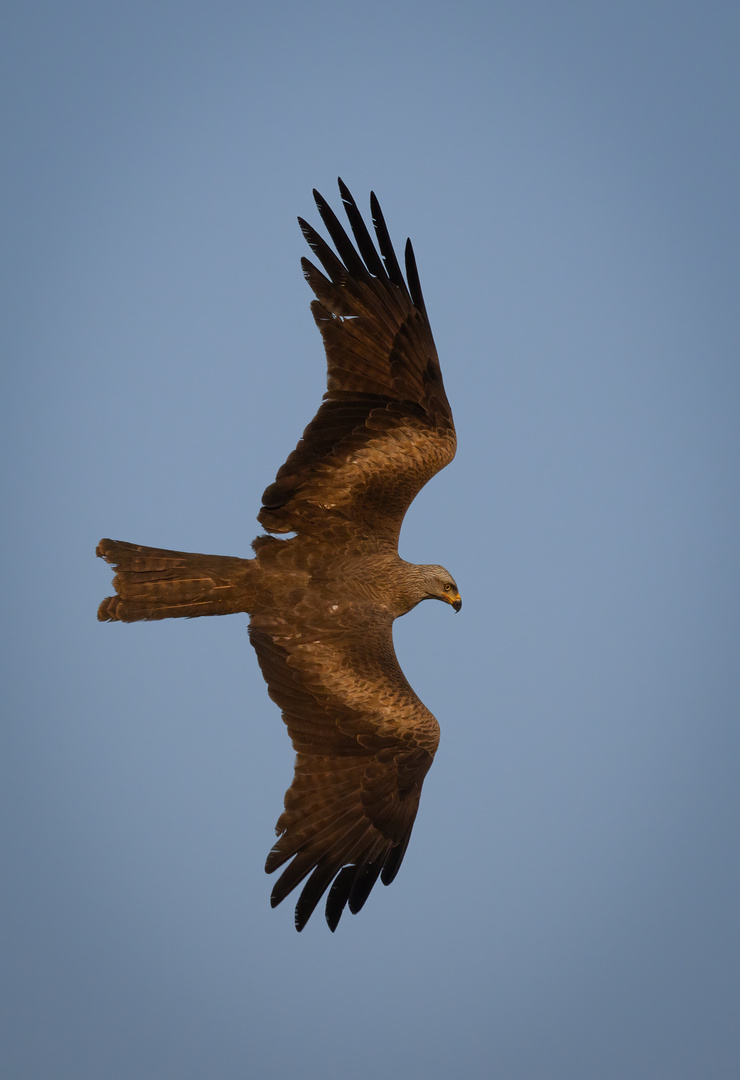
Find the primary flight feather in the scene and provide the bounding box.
[97,179,460,931]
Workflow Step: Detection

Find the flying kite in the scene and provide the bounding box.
[97,180,460,930]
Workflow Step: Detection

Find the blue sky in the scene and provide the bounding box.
[3,2,739,1077]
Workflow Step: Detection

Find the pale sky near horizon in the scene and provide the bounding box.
[3,2,739,1077]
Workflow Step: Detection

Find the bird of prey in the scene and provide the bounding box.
[97,179,460,931]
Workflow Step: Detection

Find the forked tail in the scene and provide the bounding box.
[97,539,254,622]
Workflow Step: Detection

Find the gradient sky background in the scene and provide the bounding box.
[3,2,739,1077]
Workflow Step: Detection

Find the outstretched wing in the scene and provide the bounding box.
[258,179,456,547]
[248,611,440,931]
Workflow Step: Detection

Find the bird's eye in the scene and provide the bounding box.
[444,583,452,591]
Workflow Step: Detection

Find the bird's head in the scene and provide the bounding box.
[421,565,462,612]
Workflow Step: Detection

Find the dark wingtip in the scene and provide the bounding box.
[369,191,406,293]
[324,865,356,931]
[337,177,356,212]
[404,237,427,315]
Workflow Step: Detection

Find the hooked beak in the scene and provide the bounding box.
[451,595,462,613]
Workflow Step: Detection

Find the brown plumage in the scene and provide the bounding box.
[97,180,460,931]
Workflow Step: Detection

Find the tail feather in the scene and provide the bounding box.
[97,538,254,622]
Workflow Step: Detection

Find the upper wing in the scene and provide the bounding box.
[248,613,440,931]
[258,179,456,547]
